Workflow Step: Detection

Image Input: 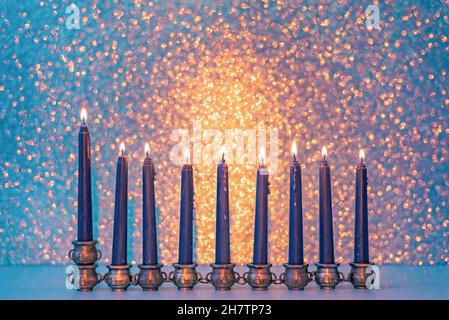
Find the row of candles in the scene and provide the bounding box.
[77,109,370,267]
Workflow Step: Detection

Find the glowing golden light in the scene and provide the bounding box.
[80,108,87,123]
[167,48,287,263]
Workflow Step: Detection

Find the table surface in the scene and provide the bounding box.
[0,265,448,300]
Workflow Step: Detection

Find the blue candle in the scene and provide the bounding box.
[288,142,304,265]
[111,143,128,266]
[319,146,335,264]
[215,152,230,264]
[143,143,158,265]
[77,109,93,241]
[253,148,270,265]
[178,149,195,265]
[354,149,369,263]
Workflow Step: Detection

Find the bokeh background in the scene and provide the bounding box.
[1,0,448,266]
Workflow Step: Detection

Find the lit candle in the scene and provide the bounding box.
[215,147,230,264]
[142,143,158,265]
[112,142,128,265]
[354,149,369,263]
[319,146,335,264]
[253,147,270,265]
[288,141,304,265]
[77,108,93,241]
[178,147,195,265]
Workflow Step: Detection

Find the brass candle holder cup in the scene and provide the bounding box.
[210,263,236,291]
[77,264,101,292]
[349,262,374,289]
[68,240,102,291]
[314,263,343,290]
[283,264,312,290]
[69,240,102,265]
[106,264,132,292]
[172,263,199,290]
[246,263,273,291]
[137,264,166,291]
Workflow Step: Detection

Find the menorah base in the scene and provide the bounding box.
[349,262,374,289]
[137,264,165,291]
[106,264,132,292]
[283,264,310,290]
[246,263,273,291]
[172,263,199,290]
[314,263,341,290]
[210,263,236,291]
[67,239,101,291]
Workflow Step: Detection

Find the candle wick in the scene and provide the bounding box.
[222,153,225,161]
[293,154,297,162]
[82,119,86,126]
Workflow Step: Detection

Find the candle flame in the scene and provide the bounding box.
[184,147,190,164]
[119,142,126,155]
[291,141,297,159]
[145,143,150,156]
[322,146,327,159]
[80,108,87,123]
[359,149,365,162]
[220,145,226,160]
[259,146,266,165]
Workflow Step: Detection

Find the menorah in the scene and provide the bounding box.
[67,109,375,293]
